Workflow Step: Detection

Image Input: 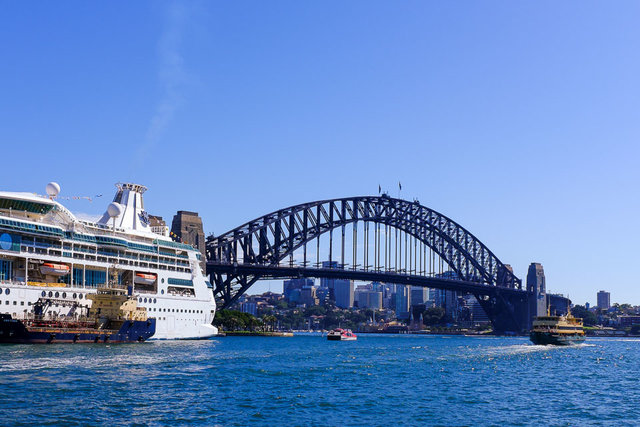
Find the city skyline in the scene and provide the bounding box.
[1,2,638,305]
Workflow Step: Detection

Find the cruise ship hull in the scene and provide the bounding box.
[530,331,585,346]
[0,314,156,344]
[0,182,218,340]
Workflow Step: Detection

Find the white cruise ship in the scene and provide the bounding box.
[0,182,217,340]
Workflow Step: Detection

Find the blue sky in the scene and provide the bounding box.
[1,1,638,305]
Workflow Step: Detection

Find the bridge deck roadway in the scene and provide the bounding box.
[207,263,528,297]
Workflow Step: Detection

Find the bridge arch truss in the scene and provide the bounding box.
[206,196,522,310]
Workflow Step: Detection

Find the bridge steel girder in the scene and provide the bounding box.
[206,196,526,332]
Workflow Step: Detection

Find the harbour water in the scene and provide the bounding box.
[1,335,638,426]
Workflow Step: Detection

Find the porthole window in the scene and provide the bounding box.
[153,298,157,303]
[48,291,53,297]
[41,291,46,297]
[161,289,164,295]
[4,289,8,295]
[161,278,165,283]
[144,298,148,303]
[139,298,142,303]
[73,293,77,299]
[62,292,67,298]
[79,294,83,299]
[0,288,2,295]
[55,292,59,298]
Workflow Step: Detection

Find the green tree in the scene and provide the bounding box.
[423,307,445,325]
[304,305,327,317]
[571,305,598,326]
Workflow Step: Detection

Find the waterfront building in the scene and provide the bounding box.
[597,291,611,310]
[619,316,640,328]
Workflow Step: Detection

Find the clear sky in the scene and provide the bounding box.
[1,1,638,306]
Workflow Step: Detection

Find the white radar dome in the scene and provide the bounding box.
[107,202,123,218]
[45,182,61,198]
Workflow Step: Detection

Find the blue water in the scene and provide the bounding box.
[1,335,638,426]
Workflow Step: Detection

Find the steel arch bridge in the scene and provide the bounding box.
[206,195,532,332]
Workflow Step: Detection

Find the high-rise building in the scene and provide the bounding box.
[527,263,547,324]
[283,278,314,302]
[444,290,459,321]
[395,285,411,319]
[299,285,319,306]
[597,291,611,310]
[171,211,206,269]
[411,286,428,305]
[334,280,354,308]
[358,291,383,310]
[320,261,339,300]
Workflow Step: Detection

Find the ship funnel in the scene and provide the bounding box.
[97,183,151,232]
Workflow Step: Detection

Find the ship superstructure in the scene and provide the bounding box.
[0,182,217,339]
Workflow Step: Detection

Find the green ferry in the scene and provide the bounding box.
[530,313,585,346]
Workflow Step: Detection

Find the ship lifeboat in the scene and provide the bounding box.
[40,263,70,276]
[134,272,157,285]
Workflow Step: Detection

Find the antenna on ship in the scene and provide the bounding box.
[107,202,123,232]
[46,182,60,200]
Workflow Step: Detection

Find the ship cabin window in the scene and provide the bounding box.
[0,260,13,281]
[5,289,9,295]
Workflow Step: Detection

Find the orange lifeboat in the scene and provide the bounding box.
[134,272,157,285]
[40,263,70,276]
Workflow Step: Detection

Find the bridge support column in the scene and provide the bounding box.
[526,263,547,330]
[475,290,530,334]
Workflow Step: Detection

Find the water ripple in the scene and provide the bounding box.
[0,336,638,425]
